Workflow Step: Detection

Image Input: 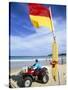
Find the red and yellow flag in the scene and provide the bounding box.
[28,3,52,31]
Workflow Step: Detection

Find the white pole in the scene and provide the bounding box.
[49,7,56,42]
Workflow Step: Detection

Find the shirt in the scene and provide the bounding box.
[33,63,41,69]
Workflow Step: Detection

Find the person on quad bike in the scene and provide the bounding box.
[32,59,41,70]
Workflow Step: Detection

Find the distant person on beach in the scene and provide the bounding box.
[32,59,41,70]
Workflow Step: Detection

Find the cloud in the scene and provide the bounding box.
[52,17,66,53]
[10,15,66,56]
[10,27,53,56]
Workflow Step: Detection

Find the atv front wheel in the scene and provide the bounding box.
[22,76,32,87]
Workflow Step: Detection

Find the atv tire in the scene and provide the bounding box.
[22,76,32,87]
[41,74,49,84]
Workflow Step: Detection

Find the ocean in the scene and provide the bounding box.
[9,56,66,71]
[10,56,50,70]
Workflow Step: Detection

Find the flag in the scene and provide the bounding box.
[28,3,52,31]
[51,40,58,81]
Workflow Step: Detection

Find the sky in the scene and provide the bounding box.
[9,2,66,56]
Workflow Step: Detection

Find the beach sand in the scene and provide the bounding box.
[9,64,66,88]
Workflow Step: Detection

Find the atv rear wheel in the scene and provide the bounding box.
[41,74,49,83]
[22,76,32,87]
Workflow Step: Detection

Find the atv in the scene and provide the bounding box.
[19,66,49,87]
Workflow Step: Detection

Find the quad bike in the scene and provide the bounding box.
[19,66,49,87]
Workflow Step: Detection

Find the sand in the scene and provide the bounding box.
[9,64,66,88]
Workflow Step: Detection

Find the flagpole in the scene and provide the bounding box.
[49,6,60,84]
[49,7,56,42]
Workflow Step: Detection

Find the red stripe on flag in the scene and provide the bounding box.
[28,3,50,17]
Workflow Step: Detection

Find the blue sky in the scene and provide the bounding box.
[9,2,66,56]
